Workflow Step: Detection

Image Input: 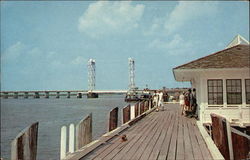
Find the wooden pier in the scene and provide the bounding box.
[65,103,213,160]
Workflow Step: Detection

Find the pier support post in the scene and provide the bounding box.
[14,92,18,99]
[69,123,75,153]
[87,92,98,98]
[77,93,82,98]
[45,92,49,98]
[108,107,118,132]
[56,92,60,99]
[3,92,9,99]
[123,105,131,124]
[60,126,67,159]
[67,92,71,98]
[11,122,38,160]
[76,113,92,150]
[24,92,29,99]
[34,92,40,98]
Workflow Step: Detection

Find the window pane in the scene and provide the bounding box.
[218,87,223,92]
[246,79,250,85]
[227,79,242,104]
[208,87,213,92]
[208,80,223,105]
[236,80,241,86]
[218,80,222,86]
[246,93,250,104]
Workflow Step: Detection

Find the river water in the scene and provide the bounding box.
[0,94,129,160]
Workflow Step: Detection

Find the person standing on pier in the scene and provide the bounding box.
[179,92,185,115]
[158,91,164,111]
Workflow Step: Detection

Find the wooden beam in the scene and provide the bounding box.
[76,113,92,150]
[11,122,39,160]
[108,107,118,132]
[123,105,130,124]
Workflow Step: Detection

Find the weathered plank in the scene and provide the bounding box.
[108,107,118,132]
[140,112,171,160]
[183,117,194,160]
[139,101,144,114]
[231,127,250,160]
[187,121,203,160]
[76,113,92,150]
[210,113,229,160]
[166,112,179,160]
[176,115,185,160]
[123,105,131,124]
[11,122,39,160]
[97,112,158,160]
[132,112,166,160]
[134,102,139,117]
[192,120,213,159]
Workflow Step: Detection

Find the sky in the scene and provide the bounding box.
[0,1,249,91]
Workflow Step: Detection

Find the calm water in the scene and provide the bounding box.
[0,94,129,160]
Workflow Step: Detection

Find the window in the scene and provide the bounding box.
[207,80,223,105]
[246,79,250,104]
[226,79,242,104]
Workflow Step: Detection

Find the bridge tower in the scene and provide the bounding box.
[87,59,98,98]
[128,58,136,90]
[125,58,138,102]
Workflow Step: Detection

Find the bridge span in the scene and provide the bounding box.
[0,90,128,99]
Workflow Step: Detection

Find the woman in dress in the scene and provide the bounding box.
[179,92,185,115]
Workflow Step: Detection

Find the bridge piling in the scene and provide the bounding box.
[14,92,18,99]
[56,92,60,99]
[24,92,29,99]
[3,92,8,99]
[67,92,71,98]
[34,92,40,99]
[45,92,49,98]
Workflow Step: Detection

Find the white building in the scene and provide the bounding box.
[173,35,250,126]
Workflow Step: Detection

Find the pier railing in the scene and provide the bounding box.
[210,114,250,160]
[11,122,39,160]
[61,98,156,160]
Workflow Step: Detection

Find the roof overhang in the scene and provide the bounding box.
[173,68,250,82]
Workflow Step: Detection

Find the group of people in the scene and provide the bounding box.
[179,88,198,118]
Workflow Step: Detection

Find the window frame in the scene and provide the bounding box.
[207,79,223,105]
[226,79,242,105]
[245,79,250,104]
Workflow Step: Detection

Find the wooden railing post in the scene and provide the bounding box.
[69,123,75,153]
[210,114,230,160]
[130,105,135,120]
[123,105,130,124]
[135,103,139,117]
[76,113,92,150]
[231,127,250,160]
[108,107,118,132]
[139,102,144,114]
[60,126,67,159]
[11,122,39,160]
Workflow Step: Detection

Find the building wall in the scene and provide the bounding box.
[192,68,250,125]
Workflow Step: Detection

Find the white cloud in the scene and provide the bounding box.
[1,41,25,61]
[143,17,164,36]
[149,34,194,55]
[164,1,218,34]
[78,1,145,38]
[71,56,86,65]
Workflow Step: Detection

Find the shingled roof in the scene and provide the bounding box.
[174,44,250,70]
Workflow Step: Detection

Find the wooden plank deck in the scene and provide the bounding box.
[81,104,213,160]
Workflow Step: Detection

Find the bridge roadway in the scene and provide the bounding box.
[65,103,213,160]
[0,90,128,98]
